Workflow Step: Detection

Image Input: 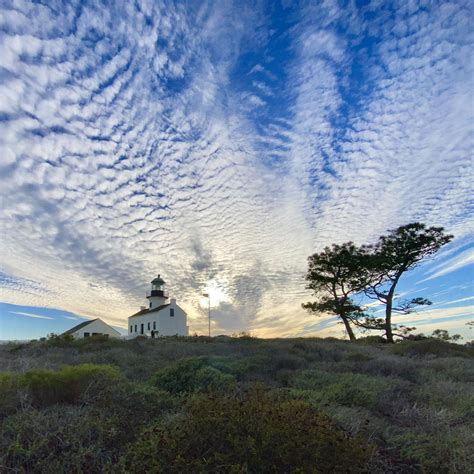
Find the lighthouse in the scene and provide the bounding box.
[147,274,168,309]
[128,275,189,337]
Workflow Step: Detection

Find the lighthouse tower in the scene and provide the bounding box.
[147,275,168,309]
[128,275,188,337]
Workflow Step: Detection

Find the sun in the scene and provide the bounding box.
[200,280,228,308]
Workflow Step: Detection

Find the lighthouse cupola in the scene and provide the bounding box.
[147,274,168,309]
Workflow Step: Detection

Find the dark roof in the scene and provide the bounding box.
[151,274,165,285]
[129,304,170,318]
[62,319,98,335]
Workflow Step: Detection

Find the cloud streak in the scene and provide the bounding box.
[11,312,54,320]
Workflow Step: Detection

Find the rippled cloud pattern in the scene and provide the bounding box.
[1,1,473,337]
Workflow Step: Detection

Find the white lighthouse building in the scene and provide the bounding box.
[128,275,188,337]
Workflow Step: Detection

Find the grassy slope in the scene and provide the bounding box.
[0,336,473,473]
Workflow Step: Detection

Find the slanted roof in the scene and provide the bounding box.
[129,303,170,318]
[62,318,98,335]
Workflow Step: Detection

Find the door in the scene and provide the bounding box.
[141,323,144,335]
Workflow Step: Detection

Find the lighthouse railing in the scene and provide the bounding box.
[146,290,169,298]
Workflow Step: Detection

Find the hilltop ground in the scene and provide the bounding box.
[0,335,473,473]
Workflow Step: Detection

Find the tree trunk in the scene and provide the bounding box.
[341,315,356,342]
[385,273,402,343]
[331,287,357,342]
[385,295,394,343]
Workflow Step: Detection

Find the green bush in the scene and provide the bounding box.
[205,354,289,383]
[425,357,474,383]
[416,377,474,420]
[357,335,388,345]
[289,370,396,409]
[95,381,178,446]
[21,364,121,407]
[0,381,179,473]
[151,357,235,393]
[0,406,118,472]
[391,339,473,358]
[217,355,273,381]
[272,353,307,371]
[120,390,372,473]
[392,428,474,473]
[0,373,19,415]
[43,332,74,347]
[359,354,419,382]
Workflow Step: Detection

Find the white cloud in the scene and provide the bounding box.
[11,312,54,320]
[247,94,266,107]
[421,248,474,281]
[0,0,472,338]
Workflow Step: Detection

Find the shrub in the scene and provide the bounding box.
[359,354,419,382]
[20,364,121,407]
[0,381,177,472]
[392,428,474,473]
[431,329,462,342]
[344,350,373,362]
[206,353,307,384]
[390,339,473,358]
[120,389,372,473]
[231,331,253,339]
[357,335,387,345]
[0,373,19,415]
[272,353,307,371]
[151,357,235,393]
[0,406,118,472]
[217,355,273,381]
[101,381,176,415]
[425,357,474,383]
[289,370,397,409]
[289,369,339,391]
[43,332,75,347]
[416,377,474,420]
[75,335,123,352]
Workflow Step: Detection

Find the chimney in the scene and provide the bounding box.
[170,298,176,305]
[140,305,147,311]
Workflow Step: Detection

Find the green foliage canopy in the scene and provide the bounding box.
[364,223,453,342]
[303,223,453,343]
[302,242,372,341]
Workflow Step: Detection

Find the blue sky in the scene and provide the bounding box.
[0,0,473,341]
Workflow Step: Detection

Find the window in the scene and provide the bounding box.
[141,324,144,334]
[130,325,132,333]
[84,332,90,337]
[134,325,137,332]
[150,302,152,308]
[170,308,175,317]
[148,322,150,330]
[153,321,156,330]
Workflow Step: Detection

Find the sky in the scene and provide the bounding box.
[0,0,473,341]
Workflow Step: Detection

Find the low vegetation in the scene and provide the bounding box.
[0,335,472,472]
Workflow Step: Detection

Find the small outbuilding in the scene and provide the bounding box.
[128,275,188,337]
[63,318,121,339]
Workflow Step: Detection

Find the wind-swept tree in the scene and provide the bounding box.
[302,243,371,342]
[364,223,453,343]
